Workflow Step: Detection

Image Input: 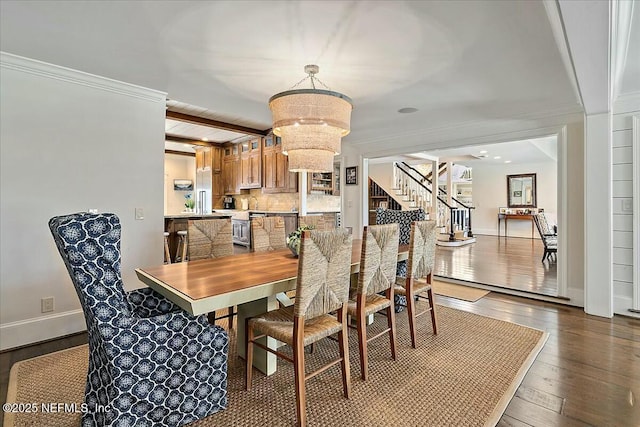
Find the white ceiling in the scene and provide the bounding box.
[1,1,635,158]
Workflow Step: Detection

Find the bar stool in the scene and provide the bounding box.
[163,231,171,264]
[176,230,188,262]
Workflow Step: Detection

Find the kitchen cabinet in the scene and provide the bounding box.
[308,172,336,195]
[262,135,297,193]
[223,144,240,195]
[240,138,262,189]
[232,218,250,246]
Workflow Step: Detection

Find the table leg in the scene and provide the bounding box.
[237,295,279,376]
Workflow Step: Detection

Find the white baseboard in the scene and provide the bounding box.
[565,287,584,307]
[0,309,86,351]
[614,295,640,318]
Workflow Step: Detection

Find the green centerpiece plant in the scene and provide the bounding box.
[286,225,315,257]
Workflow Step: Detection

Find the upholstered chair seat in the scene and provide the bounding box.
[49,212,229,427]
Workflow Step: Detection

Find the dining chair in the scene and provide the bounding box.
[298,214,336,231]
[375,207,426,312]
[251,216,287,252]
[188,218,237,328]
[49,212,229,426]
[246,229,353,427]
[347,223,400,380]
[533,213,557,263]
[395,220,438,348]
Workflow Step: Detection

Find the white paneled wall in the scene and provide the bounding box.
[612,114,637,315]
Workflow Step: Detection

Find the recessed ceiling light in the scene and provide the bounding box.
[479,150,488,154]
[201,137,209,142]
[494,156,501,159]
[504,160,512,163]
[398,107,419,114]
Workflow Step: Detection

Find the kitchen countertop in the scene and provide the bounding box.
[166,210,340,221]
[164,213,233,219]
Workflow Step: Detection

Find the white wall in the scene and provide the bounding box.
[612,112,639,316]
[0,53,166,350]
[565,121,585,304]
[164,154,196,215]
[472,161,557,238]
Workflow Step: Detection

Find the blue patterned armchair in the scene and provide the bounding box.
[375,208,427,312]
[49,212,228,427]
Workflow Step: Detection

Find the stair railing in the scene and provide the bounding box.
[395,162,463,241]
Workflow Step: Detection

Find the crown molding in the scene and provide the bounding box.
[613,91,640,115]
[0,51,166,103]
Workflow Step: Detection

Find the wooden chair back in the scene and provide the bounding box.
[187,218,233,260]
[294,229,352,319]
[356,224,400,296]
[251,216,286,252]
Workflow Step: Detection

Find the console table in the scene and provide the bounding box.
[498,213,535,238]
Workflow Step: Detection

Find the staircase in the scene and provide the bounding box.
[369,162,476,246]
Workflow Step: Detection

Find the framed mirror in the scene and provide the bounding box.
[507,173,537,208]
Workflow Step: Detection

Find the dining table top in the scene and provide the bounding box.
[135,239,409,315]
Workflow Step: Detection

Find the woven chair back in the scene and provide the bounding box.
[298,215,336,231]
[356,224,400,296]
[188,219,233,260]
[406,220,437,281]
[294,229,352,319]
[251,216,287,252]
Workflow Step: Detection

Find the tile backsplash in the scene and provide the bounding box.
[241,189,340,212]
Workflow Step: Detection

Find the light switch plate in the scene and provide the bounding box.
[135,207,144,220]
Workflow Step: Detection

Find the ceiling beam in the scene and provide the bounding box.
[165,134,222,146]
[165,149,195,157]
[166,110,269,136]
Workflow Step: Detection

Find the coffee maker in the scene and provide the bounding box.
[223,196,235,209]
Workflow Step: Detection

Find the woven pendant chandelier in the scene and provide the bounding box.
[269,65,353,172]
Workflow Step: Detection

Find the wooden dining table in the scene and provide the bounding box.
[135,239,408,376]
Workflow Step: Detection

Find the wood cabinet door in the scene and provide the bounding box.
[263,150,276,189]
[249,153,261,187]
[212,147,222,172]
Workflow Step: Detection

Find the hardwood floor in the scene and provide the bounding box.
[1,293,637,426]
[435,234,558,297]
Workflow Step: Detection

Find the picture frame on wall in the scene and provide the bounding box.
[345,166,357,185]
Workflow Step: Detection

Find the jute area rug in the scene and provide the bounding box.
[431,280,491,302]
[5,305,547,427]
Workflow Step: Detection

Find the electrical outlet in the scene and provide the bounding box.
[622,199,633,212]
[41,297,54,313]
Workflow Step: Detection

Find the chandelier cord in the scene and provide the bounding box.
[289,72,331,91]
